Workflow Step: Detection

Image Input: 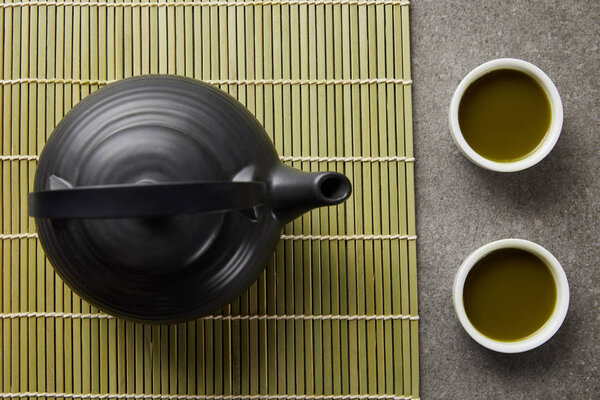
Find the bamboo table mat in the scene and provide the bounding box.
[0,1,418,399]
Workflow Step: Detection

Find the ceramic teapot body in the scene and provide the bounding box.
[29,76,351,322]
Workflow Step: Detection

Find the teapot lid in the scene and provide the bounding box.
[32,76,283,322]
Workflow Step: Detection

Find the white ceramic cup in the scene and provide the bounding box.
[453,239,569,353]
[449,58,563,172]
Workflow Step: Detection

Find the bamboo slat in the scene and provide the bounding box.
[0,1,418,399]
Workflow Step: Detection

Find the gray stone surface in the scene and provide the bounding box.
[410,1,599,398]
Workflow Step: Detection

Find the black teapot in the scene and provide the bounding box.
[29,76,351,323]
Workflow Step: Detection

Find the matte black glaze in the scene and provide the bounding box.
[30,181,268,219]
[30,76,351,323]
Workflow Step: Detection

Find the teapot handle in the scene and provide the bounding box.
[28,181,267,219]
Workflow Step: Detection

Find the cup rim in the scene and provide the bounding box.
[453,239,569,353]
[448,58,563,172]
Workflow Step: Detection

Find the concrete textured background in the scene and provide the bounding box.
[410,1,599,399]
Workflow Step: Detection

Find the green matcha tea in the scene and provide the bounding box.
[458,69,551,162]
[463,248,556,342]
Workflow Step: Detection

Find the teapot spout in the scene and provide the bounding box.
[270,165,352,223]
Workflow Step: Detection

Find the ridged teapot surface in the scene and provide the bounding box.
[29,76,352,323]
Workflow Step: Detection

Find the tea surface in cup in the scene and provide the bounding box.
[463,248,556,342]
[458,69,551,162]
